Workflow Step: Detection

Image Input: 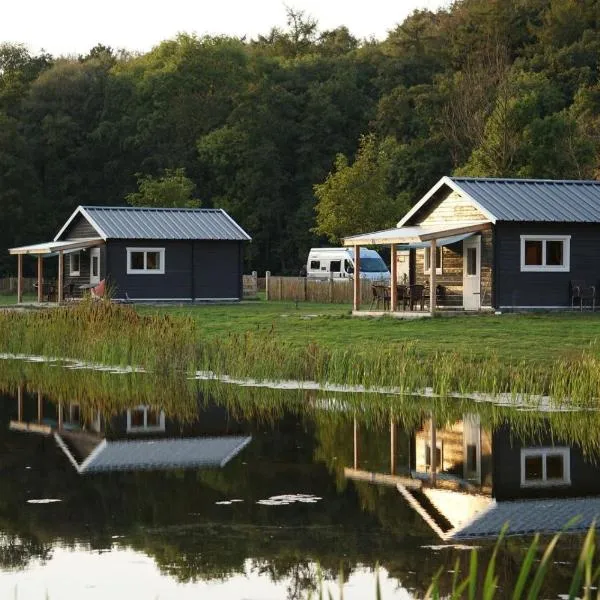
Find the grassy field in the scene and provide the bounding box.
[137,300,600,363]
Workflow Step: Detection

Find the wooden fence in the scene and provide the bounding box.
[264,273,372,304]
[243,272,259,298]
[0,277,36,294]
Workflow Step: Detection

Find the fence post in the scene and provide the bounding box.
[304,276,308,301]
[265,271,271,301]
[252,271,257,296]
[278,277,283,301]
[329,273,334,303]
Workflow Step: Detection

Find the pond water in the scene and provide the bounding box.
[0,361,598,599]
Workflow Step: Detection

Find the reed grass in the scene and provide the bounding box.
[2,301,600,405]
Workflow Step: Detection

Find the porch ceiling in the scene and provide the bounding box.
[9,238,103,256]
[342,221,490,246]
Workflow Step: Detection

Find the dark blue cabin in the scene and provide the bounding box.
[11,205,251,303]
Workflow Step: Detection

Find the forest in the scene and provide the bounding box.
[1,0,600,275]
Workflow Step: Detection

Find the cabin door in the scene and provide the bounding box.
[396,250,410,285]
[90,248,100,286]
[462,237,481,311]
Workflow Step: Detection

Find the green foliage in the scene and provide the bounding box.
[4,1,600,274]
[125,167,200,208]
[313,134,409,243]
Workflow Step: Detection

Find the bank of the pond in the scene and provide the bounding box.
[1,301,600,402]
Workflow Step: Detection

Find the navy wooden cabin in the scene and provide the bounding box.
[9,205,251,303]
[345,177,600,312]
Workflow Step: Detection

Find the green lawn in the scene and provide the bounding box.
[137,301,600,363]
[0,294,36,306]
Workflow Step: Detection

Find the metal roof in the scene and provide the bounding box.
[450,497,600,539]
[451,177,600,222]
[55,433,252,473]
[54,206,251,241]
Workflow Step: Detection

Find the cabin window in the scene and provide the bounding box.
[330,260,341,273]
[126,406,166,433]
[126,248,165,274]
[520,236,570,272]
[310,260,320,270]
[69,252,81,276]
[520,447,570,487]
[424,246,442,275]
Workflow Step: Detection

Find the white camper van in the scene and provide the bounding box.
[306,248,390,281]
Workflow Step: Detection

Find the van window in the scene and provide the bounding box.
[310,260,320,270]
[330,260,341,272]
[344,259,354,274]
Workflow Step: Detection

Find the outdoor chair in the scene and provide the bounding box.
[91,279,106,300]
[570,280,596,311]
[409,284,426,311]
[369,284,390,310]
[396,285,409,311]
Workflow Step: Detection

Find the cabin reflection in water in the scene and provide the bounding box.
[8,384,251,473]
[346,413,600,540]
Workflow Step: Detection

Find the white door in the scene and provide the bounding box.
[463,237,481,310]
[90,248,100,285]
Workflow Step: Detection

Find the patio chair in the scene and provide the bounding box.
[409,284,426,311]
[396,285,409,311]
[91,279,106,300]
[570,280,596,311]
[369,284,390,310]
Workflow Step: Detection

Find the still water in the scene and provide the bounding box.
[0,361,598,599]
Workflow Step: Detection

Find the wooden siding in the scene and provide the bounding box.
[495,222,600,308]
[106,239,242,300]
[413,230,494,307]
[492,424,600,501]
[420,190,488,227]
[58,213,99,241]
[62,245,106,298]
[193,241,242,299]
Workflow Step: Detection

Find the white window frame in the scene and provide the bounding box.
[520,235,570,272]
[424,246,442,275]
[126,406,166,433]
[520,447,570,487]
[126,247,165,275]
[69,251,81,276]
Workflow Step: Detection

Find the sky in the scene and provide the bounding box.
[2,0,451,57]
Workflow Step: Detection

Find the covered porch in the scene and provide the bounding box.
[343,221,492,316]
[8,238,103,305]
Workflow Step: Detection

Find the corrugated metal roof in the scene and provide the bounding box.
[450,497,600,539]
[79,206,251,241]
[451,177,600,222]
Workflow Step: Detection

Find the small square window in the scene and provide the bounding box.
[146,252,161,271]
[69,252,81,276]
[126,248,165,274]
[546,241,563,266]
[520,236,570,272]
[524,455,543,481]
[330,260,341,273]
[524,240,543,266]
[546,454,565,480]
[310,260,320,270]
[130,252,144,270]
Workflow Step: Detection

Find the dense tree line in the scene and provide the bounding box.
[2,0,600,275]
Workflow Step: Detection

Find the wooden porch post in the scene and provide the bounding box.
[58,250,64,303]
[390,244,397,312]
[353,415,358,470]
[58,401,63,431]
[17,254,23,304]
[429,239,437,314]
[390,414,396,475]
[17,384,23,422]
[353,245,361,312]
[37,255,43,303]
[430,413,437,485]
